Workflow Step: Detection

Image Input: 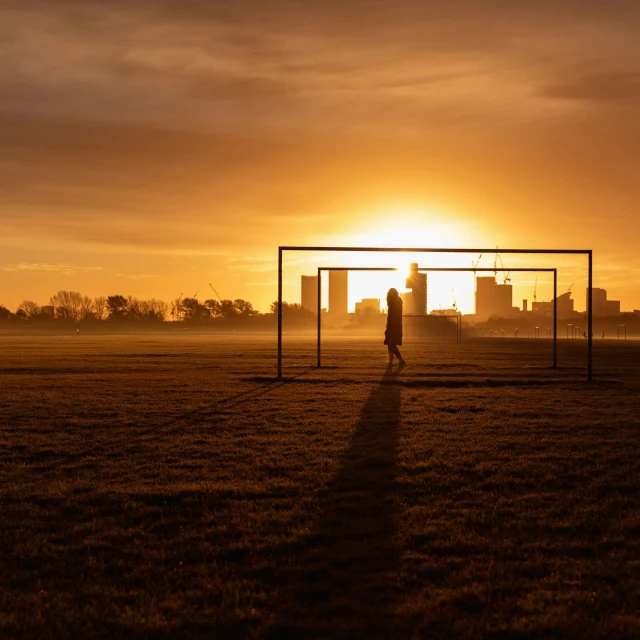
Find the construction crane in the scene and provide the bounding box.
[171,292,184,322]
[471,253,482,289]
[567,283,574,295]
[494,247,499,280]
[498,254,511,284]
[209,283,222,302]
[533,278,537,303]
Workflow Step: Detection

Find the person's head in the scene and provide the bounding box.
[386,287,399,306]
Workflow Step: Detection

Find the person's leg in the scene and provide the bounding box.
[393,345,406,365]
[387,345,394,364]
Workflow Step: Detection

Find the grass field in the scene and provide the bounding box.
[2,334,640,638]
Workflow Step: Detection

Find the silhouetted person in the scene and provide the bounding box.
[384,288,406,367]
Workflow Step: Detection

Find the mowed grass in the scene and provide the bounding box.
[2,334,640,638]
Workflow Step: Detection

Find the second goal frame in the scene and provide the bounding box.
[316,267,558,369]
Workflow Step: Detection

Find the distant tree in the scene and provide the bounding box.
[17,300,41,319]
[269,301,315,325]
[79,295,95,321]
[203,299,221,318]
[233,299,256,316]
[93,296,108,320]
[106,295,128,320]
[181,297,210,323]
[126,296,142,321]
[218,299,237,320]
[0,305,13,321]
[136,298,167,322]
[270,301,310,315]
[50,290,83,322]
[170,297,184,322]
[148,299,168,321]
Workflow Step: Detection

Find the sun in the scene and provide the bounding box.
[313,206,480,312]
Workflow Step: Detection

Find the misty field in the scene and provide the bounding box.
[2,334,640,638]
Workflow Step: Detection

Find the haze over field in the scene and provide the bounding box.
[2,1,639,312]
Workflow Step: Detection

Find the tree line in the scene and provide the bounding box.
[0,291,316,327]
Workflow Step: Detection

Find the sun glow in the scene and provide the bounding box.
[328,210,474,312]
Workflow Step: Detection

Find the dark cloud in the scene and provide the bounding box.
[2,0,639,135]
[542,70,640,104]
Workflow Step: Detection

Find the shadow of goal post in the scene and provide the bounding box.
[277,247,592,380]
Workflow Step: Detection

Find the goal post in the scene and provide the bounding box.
[315,266,558,370]
[277,246,592,380]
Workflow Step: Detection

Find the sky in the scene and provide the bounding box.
[2,0,640,313]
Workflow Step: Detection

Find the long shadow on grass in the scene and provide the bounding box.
[267,367,401,638]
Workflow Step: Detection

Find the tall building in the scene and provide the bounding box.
[557,292,575,317]
[405,263,427,314]
[329,270,348,316]
[301,275,318,313]
[589,288,607,316]
[475,277,513,320]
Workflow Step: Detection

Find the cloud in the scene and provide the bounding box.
[542,70,640,104]
[0,262,104,273]
[115,273,159,279]
[2,0,638,135]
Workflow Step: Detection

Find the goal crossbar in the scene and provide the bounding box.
[277,246,593,380]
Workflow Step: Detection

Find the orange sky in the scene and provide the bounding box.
[1,1,639,313]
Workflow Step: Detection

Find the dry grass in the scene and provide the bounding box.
[1,335,640,638]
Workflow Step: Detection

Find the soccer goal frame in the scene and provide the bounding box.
[315,267,558,369]
[277,246,593,380]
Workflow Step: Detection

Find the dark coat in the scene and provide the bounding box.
[384,297,403,346]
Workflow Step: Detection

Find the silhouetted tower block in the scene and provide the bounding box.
[405,262,427,315]
[557,292,574,317]
[329,270,348,316]
[588,287,607,316]
[523,299,528,312]
[476,276,513,320]
[301,275,318,313]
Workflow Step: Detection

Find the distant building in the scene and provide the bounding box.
[589,288,608,316]
[301,275,318,313]
[475,276,513,320]
[405,263,427,315]
[431,308,461,316]
[355,298,380,313]
[587,287,621,316]
[531,292,574,318]
[522,299,528,312]
[557,292,575,317]
[606,300,621,315]
[399,291,411,309]
[531,300,552,316]
[329,270,348,316]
